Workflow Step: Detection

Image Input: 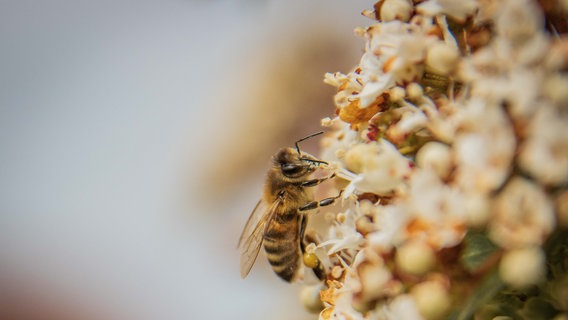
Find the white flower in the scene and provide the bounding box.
[388,101,428,140]
[463,192,491,227]
[416,0,477,22]
[343,139,412,195]
[323,72,349,87]
[489,177,555,249]
[358,50,383,80]
[355,20,435,106]
[318,216,365,256]
[502,68,543,119]
[367,205,409,250]
[370,294,423,320]
[495,0,543,46]
[314,198,366,275]
[543,72,568,107]
[320,119,358,153]
[401,169,467,248]
[452,99,516,194]
[518,105,568,185]
[359,75,393,108]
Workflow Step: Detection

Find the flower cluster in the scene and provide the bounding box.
[301,0,568,319]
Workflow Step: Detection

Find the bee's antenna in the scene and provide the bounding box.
[295,131,324,156]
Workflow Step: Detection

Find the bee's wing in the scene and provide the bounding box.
[238,200,263,249]
[238,197,281,279]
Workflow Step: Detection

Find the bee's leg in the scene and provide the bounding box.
[296,172,336,188]
[299,216,326,281]
[298,190,343,212]
[299,215,307,251]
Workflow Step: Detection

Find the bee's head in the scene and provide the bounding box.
[274,147,327,178]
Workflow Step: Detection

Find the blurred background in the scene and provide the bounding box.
[0,1,367,319]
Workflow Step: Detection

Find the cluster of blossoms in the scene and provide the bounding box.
[300,0,568,319]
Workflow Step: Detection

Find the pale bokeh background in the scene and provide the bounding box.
[0,1,367,319]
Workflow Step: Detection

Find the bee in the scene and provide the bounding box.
[238,132,341,282]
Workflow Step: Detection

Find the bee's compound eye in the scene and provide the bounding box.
[303,252,320,269]
[281,163,303,176]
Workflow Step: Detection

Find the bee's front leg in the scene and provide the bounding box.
[295,172,336,188]
[298,190,343,212]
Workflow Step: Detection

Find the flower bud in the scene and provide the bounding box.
[416,142,452,180]
[300,284,324,313]
[411,280,451,320]
[396,240,436,276]
[426,42,460,75]
[379,0,413,22]
[499,247,546,288]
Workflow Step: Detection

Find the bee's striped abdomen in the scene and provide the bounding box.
[263,210,301,282]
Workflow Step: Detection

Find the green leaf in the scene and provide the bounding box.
[451,270,505,320]
[543,229,568,279]
[460,231,499,273]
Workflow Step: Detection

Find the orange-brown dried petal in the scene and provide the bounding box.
[383,56,397,73]
[320,307,334,320]
[320,280,342,306]
[339,98,383,125]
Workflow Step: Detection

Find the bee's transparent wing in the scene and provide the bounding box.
[238,200,263,249]
[238,197,281,279]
